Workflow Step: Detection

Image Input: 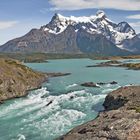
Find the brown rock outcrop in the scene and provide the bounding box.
[57,86,140,140]
[0,58,47,102]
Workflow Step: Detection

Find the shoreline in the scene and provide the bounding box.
[0,58,71,104]
[0,76,48,105]
[1,53,140,63]
[87,60,140,70]
[0,72,71,105]
[0,79,47,105]
[57,86,140,140]
[0,58,47,104]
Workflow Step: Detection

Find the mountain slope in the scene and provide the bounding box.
[76,29,130,55]
[0,10,139,55]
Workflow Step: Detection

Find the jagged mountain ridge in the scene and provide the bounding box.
[42,11,136,48]
[0,10,139,55]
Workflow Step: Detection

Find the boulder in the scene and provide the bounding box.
[81,82,100,88]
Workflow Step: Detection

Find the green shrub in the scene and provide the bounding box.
[0,79,3,85]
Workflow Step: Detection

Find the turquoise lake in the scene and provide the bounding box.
[0,58,140,140]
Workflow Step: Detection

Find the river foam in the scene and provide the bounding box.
[0,85,116,140]
[21,88,106,139]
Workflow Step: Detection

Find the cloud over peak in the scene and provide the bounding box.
[127,14,140,19]
[48,0,140,11]
[0,21,18,30]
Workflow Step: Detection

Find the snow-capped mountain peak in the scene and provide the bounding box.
[53,13,92,23]
[55,13,65,19]
[41,11,136,49]
[42,13,96,34]
[42,10,115,34]
[96,10,106,19]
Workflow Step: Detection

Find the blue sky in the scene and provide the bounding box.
[0,0,140,45]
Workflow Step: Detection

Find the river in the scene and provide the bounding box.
[0,59,140,140]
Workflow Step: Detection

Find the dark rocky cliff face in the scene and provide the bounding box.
[115,22,135,34]
[57,86,140,140]
[123,36,140,53]
[0,27,131,56]
[76,29,130,56]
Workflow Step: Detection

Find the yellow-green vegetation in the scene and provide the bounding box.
[120,63,140,70]
[1,53,140,62]
[0,53,89,62]
[128,106,140,113]
[0,53,48,63]
[0,58,47,103]
[93,55,140,60]
[135,107,140,113]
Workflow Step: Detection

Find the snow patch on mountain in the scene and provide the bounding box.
[96,10,106,19]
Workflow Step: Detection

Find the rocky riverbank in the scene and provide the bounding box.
[46,72,71,77]
[81,81,118,87]
[86,60,122,67]
[119,63,140,70]
[87,60,140,70]
[0,58,47,103]
[57,86,140,140]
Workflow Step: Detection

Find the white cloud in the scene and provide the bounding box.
[127,14,140,19]
[130,22,140,27]
[40,8,50,14]
[0,21,18,30]
[48,0,140,11]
